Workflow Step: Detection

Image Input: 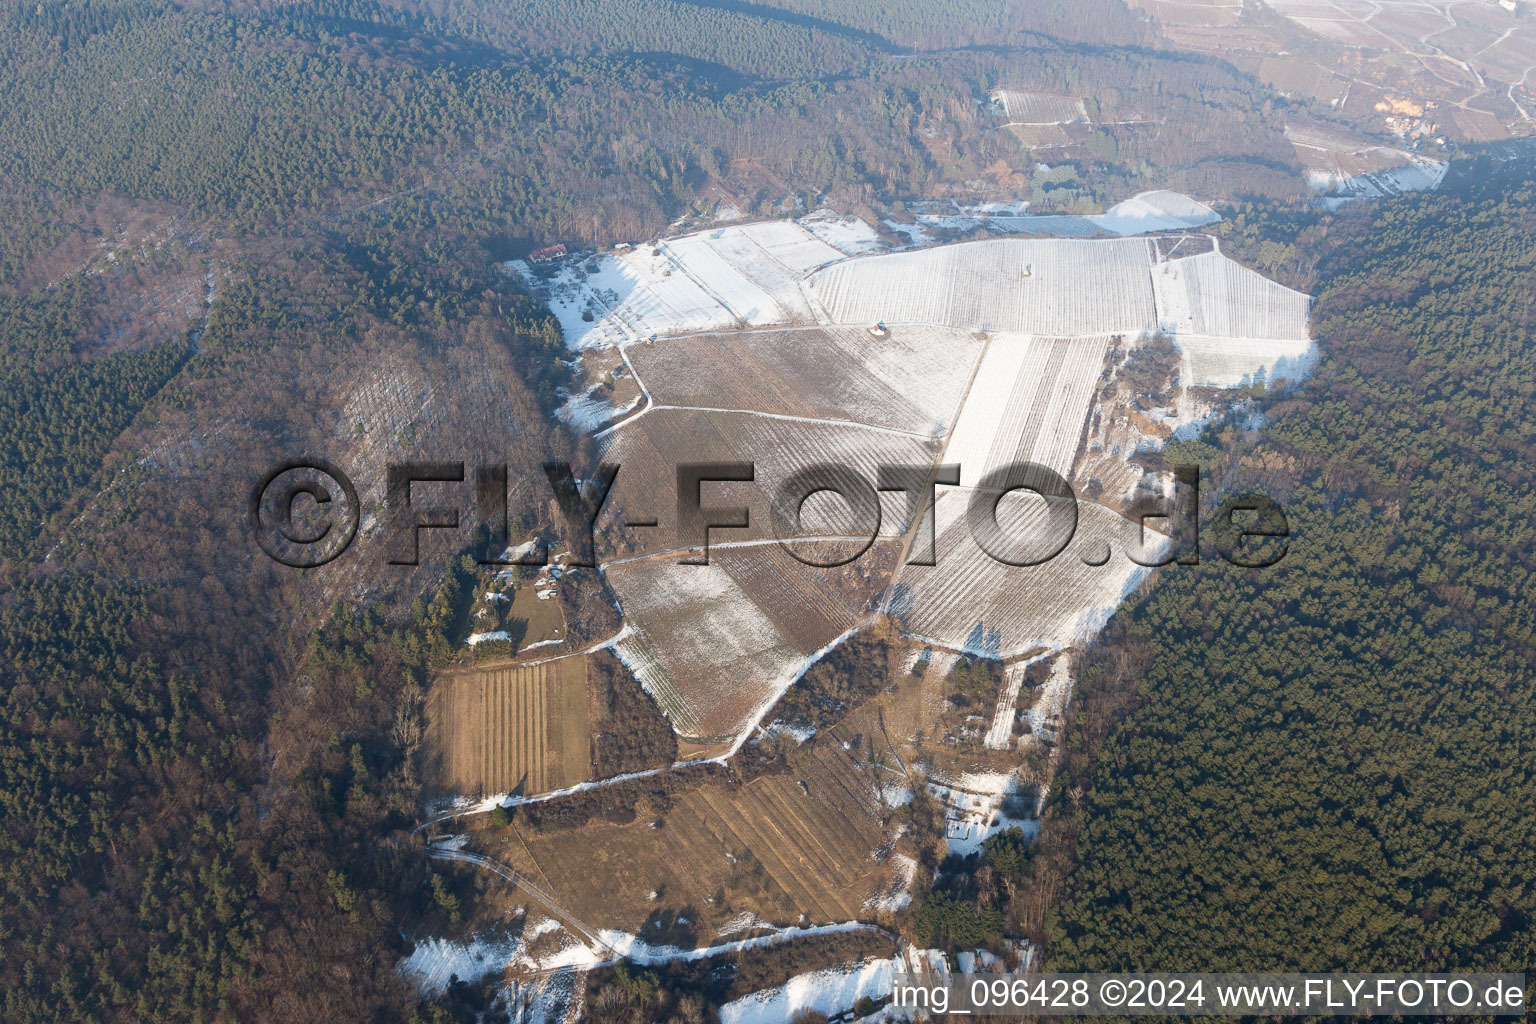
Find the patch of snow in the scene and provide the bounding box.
[719,956,896,1024]
[1026,656,1074,741]
[400,931,523,995]
[800,209,887,254]
[718,911,783,938]
[525,932,604,971]
[466,630,511,646]
[1089,190,1220,234]
[897,191,1217,239]
[519,638,563,653]
[903,947,951,974]
[767,720,816,743]
[926,771,1039,857]
[595,920,883,968]
[525,916,563,941]
[984,654,1050,750]
[558,384,644,432]
[495,542,542,568]
[500,970,580,1024]
[914,200,1033,234]
[882,219,930,246]
[1305,157,1447,199]
[864,853,918,913]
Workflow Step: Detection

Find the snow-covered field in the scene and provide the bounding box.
[508,219,847,349]
[557,383,643,432]
[1089,190,1220,234]
[1178,334,1317,387]
[1153,250,1311,340]
[607,559,811,737]
[595,409,940,550]
[800,208,887,255]
[510,216,876,350]
[1150,247,1313,385]
[400,930,527,995]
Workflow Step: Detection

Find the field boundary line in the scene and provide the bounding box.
[599,402,944,442]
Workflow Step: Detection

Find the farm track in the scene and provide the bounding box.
[638,404,941,440]
[427,847,624,960]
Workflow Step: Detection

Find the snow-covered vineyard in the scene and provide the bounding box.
[515,191,1234,354]
[808,236,1310,379]
[994,88,1089,126]
[501,191,1315,750]
[809,237,1159,336]
[515,214,880,351]
[896,499,1162,659]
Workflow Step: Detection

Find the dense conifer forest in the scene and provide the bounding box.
[1045,156,1536,973]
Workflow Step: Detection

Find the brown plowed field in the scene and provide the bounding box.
[425,656,590,798]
